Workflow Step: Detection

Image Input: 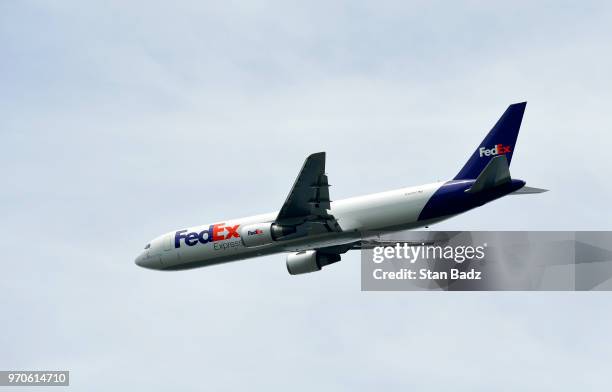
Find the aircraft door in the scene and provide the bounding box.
[160,233,177,267]
[163,234,172,251]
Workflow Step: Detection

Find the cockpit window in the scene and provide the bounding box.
[144,243,151,249]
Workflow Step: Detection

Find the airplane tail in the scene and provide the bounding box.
[454,102,526,180]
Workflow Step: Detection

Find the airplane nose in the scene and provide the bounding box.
[135,253,161,270]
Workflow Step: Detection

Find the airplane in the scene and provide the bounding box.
[135,102,546,274]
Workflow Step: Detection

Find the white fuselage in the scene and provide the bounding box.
[135,102,533,271]
[135,181,452,270]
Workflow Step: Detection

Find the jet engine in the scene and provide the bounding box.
[239,222,297,247]
[286,250,341,275]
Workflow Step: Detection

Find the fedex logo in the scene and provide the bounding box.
[247,229,264,236]
[175,223,240,248]
[479,144,511,157]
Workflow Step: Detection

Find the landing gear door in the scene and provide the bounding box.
[163,234,172,251]
[160,233,176,267]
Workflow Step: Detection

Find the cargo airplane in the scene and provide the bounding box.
[135,102,546,274]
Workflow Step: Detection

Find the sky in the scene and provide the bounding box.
[2,0,612,390]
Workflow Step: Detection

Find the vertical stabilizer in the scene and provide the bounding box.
[454,102,526,180]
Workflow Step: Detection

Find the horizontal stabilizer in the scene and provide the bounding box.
[465,155,510,194]
[510,186,549,195]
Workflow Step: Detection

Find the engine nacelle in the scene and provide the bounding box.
[239,223,298,247]
[286,250,341,275]
[239,223,274,247]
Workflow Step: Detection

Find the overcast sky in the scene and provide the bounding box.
[2,1,612,391]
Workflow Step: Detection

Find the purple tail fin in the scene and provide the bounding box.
[454,102,526,180]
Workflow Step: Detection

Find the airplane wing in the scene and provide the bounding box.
[275,152,342,235]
